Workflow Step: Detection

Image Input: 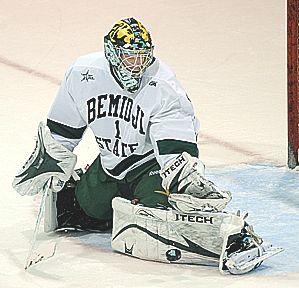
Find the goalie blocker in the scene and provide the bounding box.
[111,197,283,275]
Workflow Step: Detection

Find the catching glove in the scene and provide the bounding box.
[12,122,77,195]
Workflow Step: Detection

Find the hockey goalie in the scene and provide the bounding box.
[12,17,282,274]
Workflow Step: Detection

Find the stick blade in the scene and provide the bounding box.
[25,242,57,270]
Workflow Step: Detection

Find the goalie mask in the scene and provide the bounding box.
[104,18,154,93]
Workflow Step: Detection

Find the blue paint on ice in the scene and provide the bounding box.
[206,164,299,275]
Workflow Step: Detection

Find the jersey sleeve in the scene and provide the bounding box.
[47,66,87,151]
[149,79,200,169]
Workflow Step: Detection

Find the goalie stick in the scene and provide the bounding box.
[25,178,57,270]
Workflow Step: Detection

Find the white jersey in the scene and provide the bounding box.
[48,52,199,179]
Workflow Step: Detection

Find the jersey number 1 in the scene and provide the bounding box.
[114,120,121,139]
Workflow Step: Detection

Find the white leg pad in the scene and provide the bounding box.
[111,197,244,267]
[44,189,58,233]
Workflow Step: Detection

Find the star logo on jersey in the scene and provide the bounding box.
[81,70,95,82]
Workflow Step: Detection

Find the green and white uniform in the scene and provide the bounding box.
[47,52,200,219]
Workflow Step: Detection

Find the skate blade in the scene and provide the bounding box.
[236,246,283,270]
[226,246,283,275]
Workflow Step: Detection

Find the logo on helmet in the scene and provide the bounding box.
[108,18,152,49]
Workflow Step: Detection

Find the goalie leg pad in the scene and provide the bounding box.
[44,172,113,233]
[44,188,58,232]
[112,198,283,274]
[112,197,241,267]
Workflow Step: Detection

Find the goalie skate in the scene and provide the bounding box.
[220,224,283,275]
[222,243,283,275]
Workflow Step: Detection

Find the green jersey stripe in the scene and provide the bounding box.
[47,119,87,139]
[157,139,198,157]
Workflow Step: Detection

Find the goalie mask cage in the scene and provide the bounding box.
[287,0,299,168]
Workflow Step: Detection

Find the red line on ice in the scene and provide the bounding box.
[0,56,60,85]
[0,55,267,161]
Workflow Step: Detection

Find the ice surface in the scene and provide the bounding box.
[1,0,298,287]
[207,165,299,275]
